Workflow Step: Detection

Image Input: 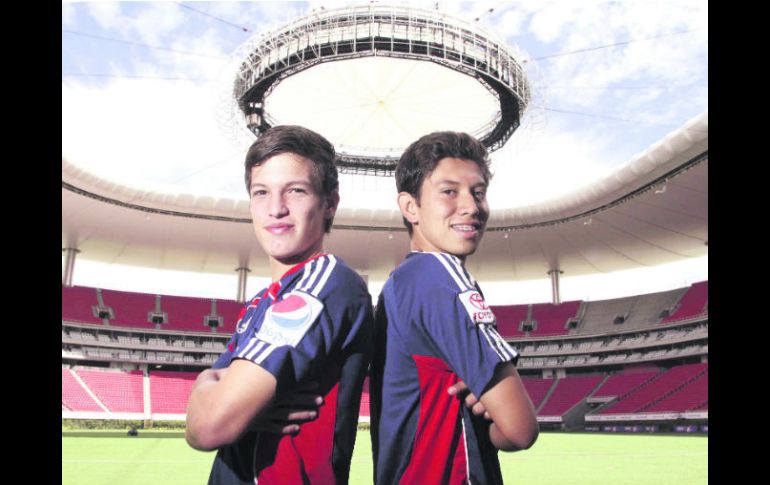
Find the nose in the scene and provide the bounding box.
[268,193,288,218]
[458,190,481,217]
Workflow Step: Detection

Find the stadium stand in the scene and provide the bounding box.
[598,363,707,414]
[100,288,157,329]
[591,371,660,399]
[521,378,556,409]
[162,295,215,332]
[215,300,243,333]
[62,283,707,429]
[62,368,103,412]
[644,370,708,412]
[539,375,604,416]
[624,288,685,326]
[529,301,581,336]
[360,377,370,418]
[150,370,197,414]
[662,281,708,323]
[62,286,103,324]
[492,304,529,337]
[75,368,144,413]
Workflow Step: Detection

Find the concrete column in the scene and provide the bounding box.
[548,269,563,305]
[62,248,80,287]
[236,267,251,303]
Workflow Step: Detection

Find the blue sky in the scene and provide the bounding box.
[62,1,708,301]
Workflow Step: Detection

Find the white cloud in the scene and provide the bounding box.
[62,78,242,196]
[131,2,186,46]
[528,3,578,44]
[86,1,125,32]
[487,123,615,207]
[62,1,77,27]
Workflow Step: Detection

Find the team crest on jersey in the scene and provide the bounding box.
[459,290,496,325]
[256,291,323,347]
[236,313,252,334]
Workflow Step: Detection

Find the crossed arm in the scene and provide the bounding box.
[185,359,322,451]
[448,362,539,452]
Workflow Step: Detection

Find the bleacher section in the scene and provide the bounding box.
[62,368,103,412]
[529,301,581,337]
[521,378,555,409]
[64,368,375,419]
[216,300,243,333]
[64,286,243,333]
[62,286,103,324]
[63,364,706,424]
[598,363,707,414]
[100,289,157,329]
[150,370,197,414]
[360,377,370,418]
[75,368,144,413]
[539,375,604,416]
[492,304,529,338]
[591,371,659,398]
[662,281,708,323]
[645,370,708,412]
[624,288,685,327]
[163,295,214,332]
[64,282,707,338]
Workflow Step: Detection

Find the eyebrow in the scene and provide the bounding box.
[250,180,314,191]
[434,179,487,187]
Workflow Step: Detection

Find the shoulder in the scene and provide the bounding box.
[294,254,369,303]
[391,252,475,295]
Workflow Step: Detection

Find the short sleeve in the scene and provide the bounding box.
[422,287,519,399]
[231,272,372,391]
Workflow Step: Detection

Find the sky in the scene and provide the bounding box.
[62,0,708,303]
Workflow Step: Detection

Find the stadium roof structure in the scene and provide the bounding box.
[62,111,707,283]
[221,4,531,175]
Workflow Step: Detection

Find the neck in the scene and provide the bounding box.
[269,249,324,282]
[409,243,466,263]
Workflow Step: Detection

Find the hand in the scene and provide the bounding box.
[249,381,324,435]
[448,380,491,420]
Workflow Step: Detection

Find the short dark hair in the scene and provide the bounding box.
[395,131,491,235]
[244,125,339,232]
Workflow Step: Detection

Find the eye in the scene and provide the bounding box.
[473,189,486,199]
[287,187,308,195]
[441,188,456,195]
[251,189,267,197]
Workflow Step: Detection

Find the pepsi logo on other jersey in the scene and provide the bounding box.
[269,294,313,328]
[257,291,324,347]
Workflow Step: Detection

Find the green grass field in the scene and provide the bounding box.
[62,430,707,485]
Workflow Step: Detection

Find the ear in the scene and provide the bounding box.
[325,190,340,219]
[397,192,419,225]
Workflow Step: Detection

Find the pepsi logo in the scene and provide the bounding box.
[270,294,312,328]
[469,292,488,310]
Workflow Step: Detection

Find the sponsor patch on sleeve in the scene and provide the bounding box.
[458,290,496,325]
[255,291,323,347]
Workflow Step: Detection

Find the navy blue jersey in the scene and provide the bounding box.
[371,252,519,485]
[208,254,374,485]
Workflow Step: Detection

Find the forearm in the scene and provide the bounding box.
[488,421,537,451]
[185,362,277,451]
[186,369,234,451]
[480,364,539,452]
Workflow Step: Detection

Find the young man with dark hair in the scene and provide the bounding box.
[371,131,539,484]
[186,125,374,485]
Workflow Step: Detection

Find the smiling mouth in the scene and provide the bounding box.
[451,223,483,237]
